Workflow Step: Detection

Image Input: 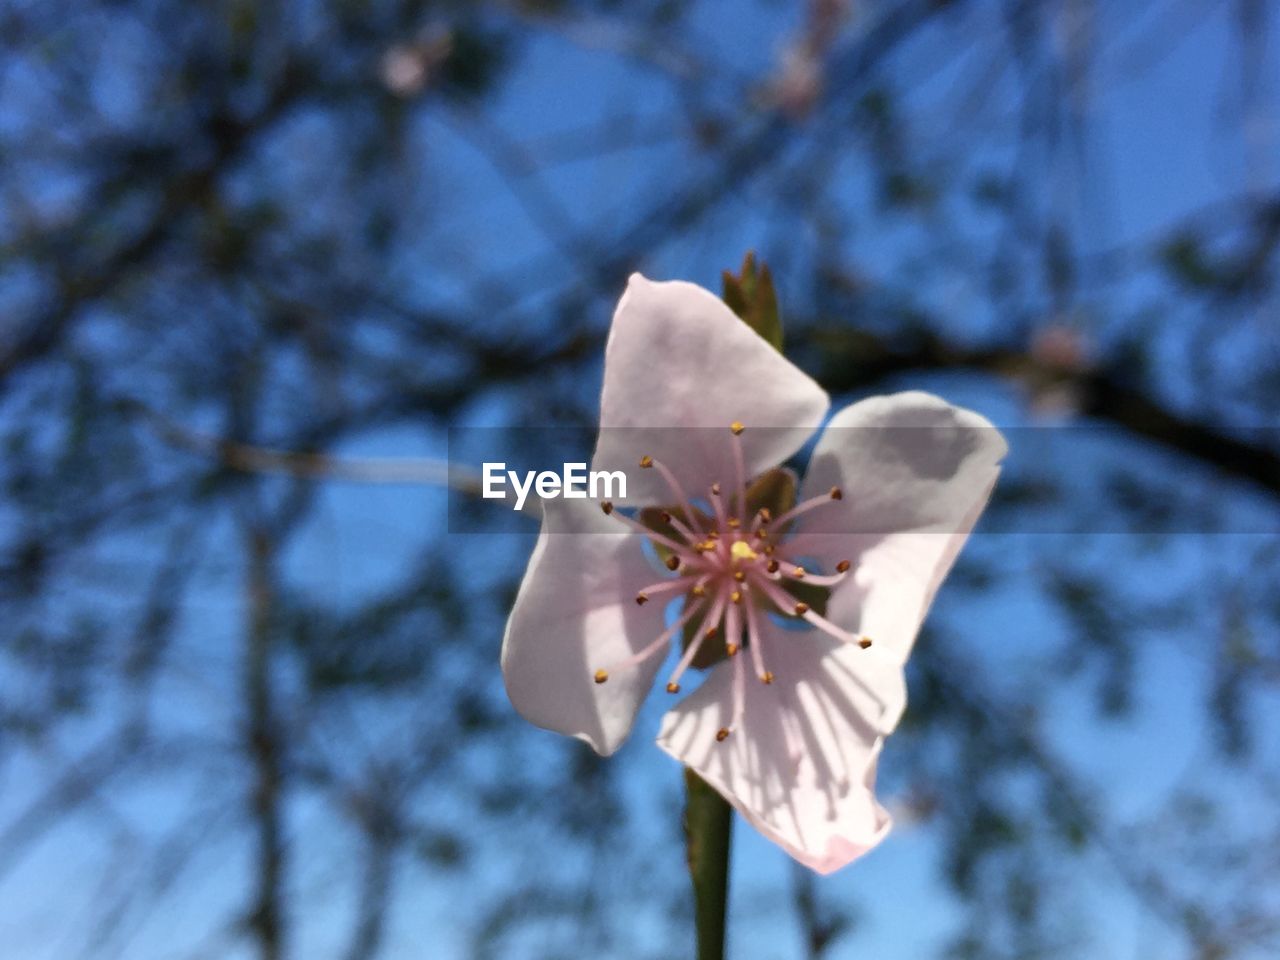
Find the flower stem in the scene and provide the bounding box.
[684,768,733,960]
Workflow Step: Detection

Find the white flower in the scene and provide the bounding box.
[502,275,1006,873]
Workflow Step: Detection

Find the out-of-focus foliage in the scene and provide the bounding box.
[1,1,1278,959]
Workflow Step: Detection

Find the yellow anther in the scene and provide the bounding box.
[793,602,809,616]
[730,421,745,435]
[730,541,758,562]
[594,669,609,684]
[733,570,746,582]
[756,508,772,524]
[730,590,743,605]
[760,671,775,685]
[691,584,707,597]
[791,566,806,579]
[726,642,739,656]
[829,486,843,500]
[667,681,681,694]
[727,517,740,529]
[639,455,653,468]
[704,625,718,639]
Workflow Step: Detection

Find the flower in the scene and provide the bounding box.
[501,274,1006,873]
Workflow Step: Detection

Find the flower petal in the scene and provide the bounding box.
[657,626,905,874]
[792,391,1006,665]
[501,496,667,755]
[592,274,830,504]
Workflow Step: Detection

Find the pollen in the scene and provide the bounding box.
[594,669,609,684]
[730,421,745,435]
[730,541,758,562]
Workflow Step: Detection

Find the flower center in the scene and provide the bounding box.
[593,422,872,744]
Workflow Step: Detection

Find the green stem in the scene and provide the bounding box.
[684,768,733,960]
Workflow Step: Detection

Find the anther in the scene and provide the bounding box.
[727,517,740,529]
[635,594,649,606]
[660,510,671,523]
[704,625,718,639]
[793,602,809,616]
[792,566,806,579]
[665,555,681,571]
[726,642,739,656]
[733,570,746,582]
[859,636,873,649]
[731,590,743,605]
[760,671,775,685]
[691,584,707,597]
[730,541,757,562]
[716,728,730,742]
[836,560,851,573]
[829,486,843,500]
[730,421,745,435]
[667,681,681,694]
[756,508,772,524]
[600,501,614,515]
[763,545,775,555]
[710,483,721,496]
[766,559,780,574]
[594,669,609,684]
[639,455,653,469]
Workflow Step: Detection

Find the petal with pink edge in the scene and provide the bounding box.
[592,274,830,504]
[502,497,666,755]
[657,628,905,874]
[791,391,1007,666]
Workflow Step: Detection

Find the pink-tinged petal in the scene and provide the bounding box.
[657,627,906,874]
[501,497,666,755]
[791,391,1006,665]
[592,274,829,504]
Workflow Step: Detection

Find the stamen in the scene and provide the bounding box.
[639,455,653,468]
[634,574,702,606]
[769,488,844,529]
[744,596,770,691]
[761,671,775,684]
[667,586,729,691]
[730,541,757,562]
[595,594,710,679]
[730,590,743,604]
[667,681,680,694]
[733,570,746,582]
[730,421,745,435]
[645,456,700,529]
[797,605,875,651]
